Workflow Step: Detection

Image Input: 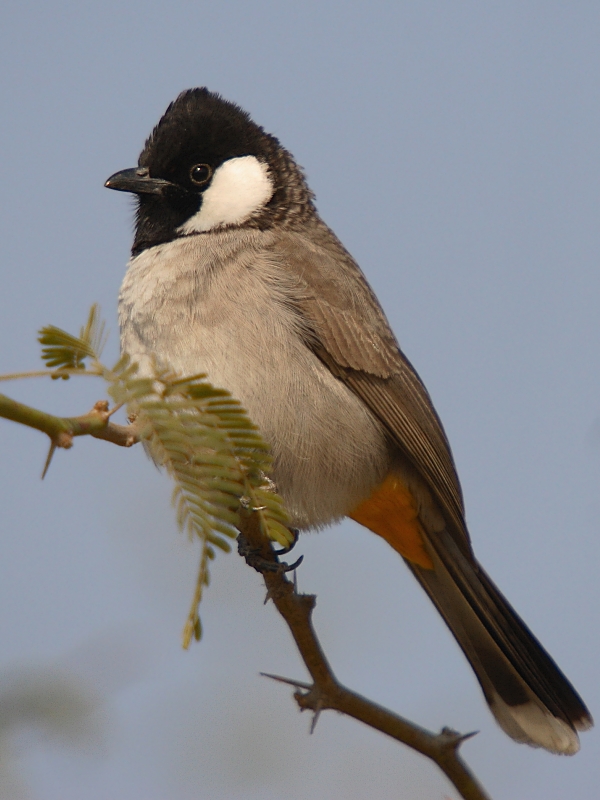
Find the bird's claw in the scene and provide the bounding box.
[237,533,303,575]
[274,528,299,556]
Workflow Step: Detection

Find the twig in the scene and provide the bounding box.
[0,393,139,451]
[237,512,492,800]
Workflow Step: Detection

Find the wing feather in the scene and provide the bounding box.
[272,225,469,550]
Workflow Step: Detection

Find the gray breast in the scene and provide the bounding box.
[119,230,391,528]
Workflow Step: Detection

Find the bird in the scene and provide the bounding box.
[105,87,592,754]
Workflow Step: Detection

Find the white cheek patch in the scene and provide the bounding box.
[178,155,274,234]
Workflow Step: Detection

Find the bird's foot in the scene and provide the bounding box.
[237,532,303,575]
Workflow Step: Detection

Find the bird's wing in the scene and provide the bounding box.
[271,224,469,552]
[268,226,593,750]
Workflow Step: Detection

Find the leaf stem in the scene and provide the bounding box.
[0,368,103,382]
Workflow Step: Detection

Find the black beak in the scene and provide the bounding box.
[104,167,178,196]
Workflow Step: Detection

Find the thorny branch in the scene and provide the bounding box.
[237,511,492,800]
[0,389,492,798]
[0,393,138,475]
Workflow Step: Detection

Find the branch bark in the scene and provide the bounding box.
[238,511,492,800]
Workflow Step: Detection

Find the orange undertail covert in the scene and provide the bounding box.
[349,473,434,570]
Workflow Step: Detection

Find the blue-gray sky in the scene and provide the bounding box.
[1,2,599,798]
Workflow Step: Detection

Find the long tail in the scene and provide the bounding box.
[408,527,592,754]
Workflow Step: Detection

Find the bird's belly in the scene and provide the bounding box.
[198,333,391,528]
[119,239,391,528]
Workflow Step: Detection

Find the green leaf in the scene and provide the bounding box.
[106,363,293,646]
[30,305,295,644]
[38,304,106,372]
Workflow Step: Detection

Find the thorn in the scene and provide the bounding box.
[260,672,312,691]
[309,700,323,734]
[106,401,123,418]
[439,726,479,749]
[454,730,479,745]
[41,442,56,480]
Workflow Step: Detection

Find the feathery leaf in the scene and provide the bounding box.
[31,308,294,641]
[38,304,106,373]
[107,366,293,640]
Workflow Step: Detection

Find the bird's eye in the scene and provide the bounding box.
[189,164,212,186]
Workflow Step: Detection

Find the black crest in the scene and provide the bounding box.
[124,88,315,254]
[139,88,274,181]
